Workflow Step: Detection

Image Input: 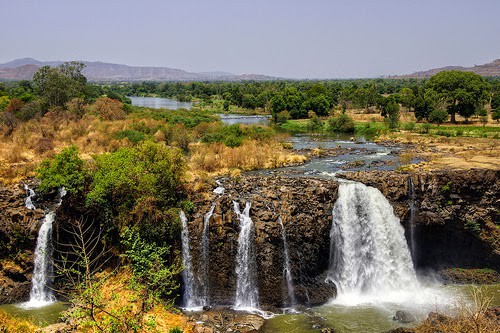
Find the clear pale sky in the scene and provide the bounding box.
[1,0,499,78]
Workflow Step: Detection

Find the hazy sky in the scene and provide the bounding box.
[1,0,499,78]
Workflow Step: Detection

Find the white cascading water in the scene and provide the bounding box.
[199,203,216,305]
[24,184,36,210]
[233,201,259,310]
[21,187,67,308]
[408,176,418,266]
[328,181,420,305]
[278,217,296,309]
[180,211,203,309]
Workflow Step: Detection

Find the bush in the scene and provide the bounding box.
[115,129,146,144]
[420,122,432,134]
[121,227,182,302]
[37,145,86,194]
[428,109,448,125]
[87,142,185,228]
[328,113,355,133]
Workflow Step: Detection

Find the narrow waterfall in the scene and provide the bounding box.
[180,211,202,308]
[199,203,216,305]
[22,188,66,308]
[24,184,36,210]
[408,176,417,266]
[328,181,419,304]
[278,217,296,308]
[234,201,259,310]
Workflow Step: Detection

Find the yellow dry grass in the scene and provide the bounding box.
[378,133,500,171]
[76,269,194,333]
[189,139,307,176]
[414,287,499,333]
[0,308,38,333]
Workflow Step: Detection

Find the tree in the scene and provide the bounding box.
[426,71,491,123]
[491,92,500,111]
[386,99,400,130]
[400,87,415,112]
[33,61,87,108]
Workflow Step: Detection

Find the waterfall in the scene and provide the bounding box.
[328,181,419,304]
[180,211,202,309]
[24,184,36,210]
[198,203,216,306]
[21,188,66,308]
[234,201,259,310]
[408,176,417,266]
[278,217,296,309]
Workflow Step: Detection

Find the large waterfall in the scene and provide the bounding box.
[22,188,66,308]
[278,217,296,309]
[328,181,419,304]
[233,201,259,310]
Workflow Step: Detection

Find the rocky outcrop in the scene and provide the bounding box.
[186,176,338,310]
[0,182,45,303]
[341,169,500,272]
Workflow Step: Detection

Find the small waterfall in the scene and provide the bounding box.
[278,217,296,309]
[328,181,419,304]
[234,201,259,310]
[180,211,202,308]
[198,203,216,306]
[408,176,417,266]
[24,184,36,210]
[22,188,67,308]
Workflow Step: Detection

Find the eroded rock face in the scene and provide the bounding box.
[186,176,338,309]
[341,169,500,271]
[0,183,45,303]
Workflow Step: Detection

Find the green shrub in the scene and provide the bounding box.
[436,129,453,137]
[464,220,481,235]
[37,145,86,194]
[115,129,146,144]
[328,113,355,133]
[402,122,416,131]
[121,227,182,303]
[428,109,448,125]
[87,142,185,220]
[420,122,432,134]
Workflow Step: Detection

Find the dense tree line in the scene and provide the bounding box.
[104,75,497,123]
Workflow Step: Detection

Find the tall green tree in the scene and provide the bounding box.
[426,70,491,123]
[33,61,87,108]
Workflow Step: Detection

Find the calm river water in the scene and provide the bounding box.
[128,96,193,110]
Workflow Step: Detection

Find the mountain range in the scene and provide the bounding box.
[394,59,500,78]
[0,58,276,81]
[0,58,499,81]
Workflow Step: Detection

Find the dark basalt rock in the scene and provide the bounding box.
[187,176,339,308]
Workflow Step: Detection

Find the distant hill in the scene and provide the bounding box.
[395,59,500,78]
[0,58,277,81]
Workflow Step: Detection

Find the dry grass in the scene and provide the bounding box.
[0,308,38,333]
[415,287,499,333]
[74,269,194,333]
[189,139,307,176]
[378,133,500,171]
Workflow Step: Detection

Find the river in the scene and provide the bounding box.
[128,96,193,110]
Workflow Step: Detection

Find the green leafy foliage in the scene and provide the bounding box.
[87,142,185,220]
[114,129,147,144]
[328,113,355,133]
[121,227,182,303]
[37,146,86,194]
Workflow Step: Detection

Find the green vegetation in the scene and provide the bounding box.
[37,145,85,194]
[327,113,355,133]
[426,70,491,123]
